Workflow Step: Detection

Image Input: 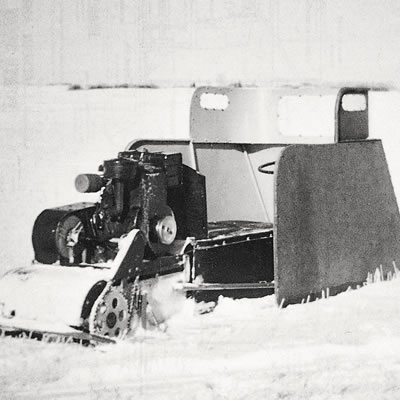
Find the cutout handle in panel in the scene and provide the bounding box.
[335,87,369,142]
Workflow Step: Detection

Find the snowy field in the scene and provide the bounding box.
[1,275,400,400]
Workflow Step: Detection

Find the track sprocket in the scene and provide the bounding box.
[89,284,131,338]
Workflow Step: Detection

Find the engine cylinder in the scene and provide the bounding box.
[103,158,136,180]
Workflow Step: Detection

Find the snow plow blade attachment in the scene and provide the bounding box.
[274,139,400,305]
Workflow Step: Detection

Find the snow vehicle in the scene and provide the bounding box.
[1,86,400,342]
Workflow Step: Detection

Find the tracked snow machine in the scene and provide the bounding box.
[1,86,400,343]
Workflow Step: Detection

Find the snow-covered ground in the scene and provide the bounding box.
[1,276,400,399]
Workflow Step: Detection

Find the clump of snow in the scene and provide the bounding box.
[141,271,188,324]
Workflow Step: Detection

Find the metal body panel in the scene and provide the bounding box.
[190,86,336,144]
[246,145,283,221]
[274,140,400,305]
[195,145,268,221]
[168,165,208,239]
[190,87,276,144]
[191,221,274,301]
[193,236,273,285]
[129,140,283,224]
[193,222,273,283]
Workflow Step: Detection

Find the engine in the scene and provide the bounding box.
[32,150,207,266]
